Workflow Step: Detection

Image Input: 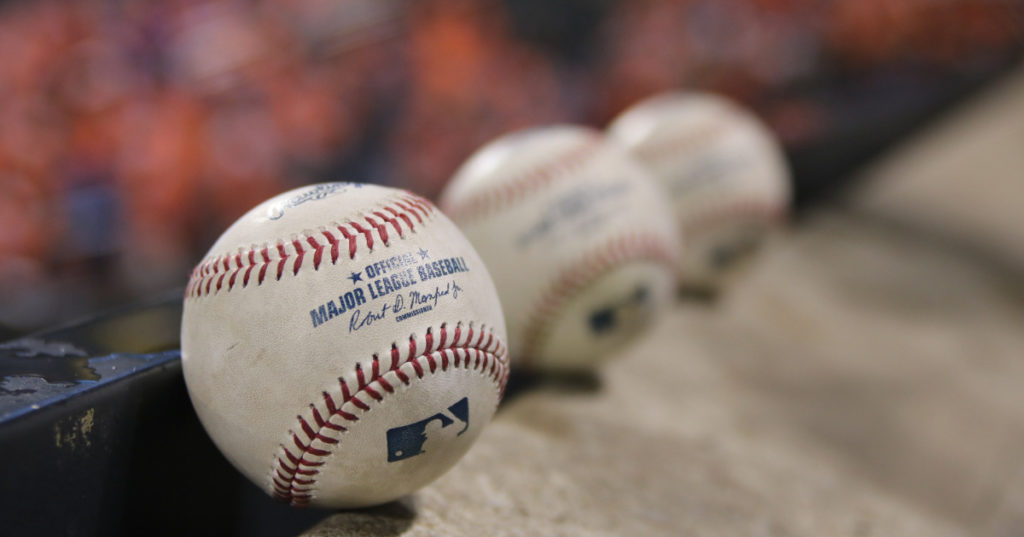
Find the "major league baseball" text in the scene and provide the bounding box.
[309,249,471,330]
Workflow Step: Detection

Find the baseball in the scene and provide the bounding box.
[607,92,791,292]
[181,183,509,508]
[440,126,680,371]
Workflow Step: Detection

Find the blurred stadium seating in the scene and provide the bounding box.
[1,0,1022,336]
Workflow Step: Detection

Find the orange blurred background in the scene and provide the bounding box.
[0,0,1021,335]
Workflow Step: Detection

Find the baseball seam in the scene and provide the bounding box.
[683,197,787,238]
[185,193,435,298]
[443,135,602,223]
[625,116,789,237]
[518,231,677,364]
[270,321,509,506]
[630,120,731,163]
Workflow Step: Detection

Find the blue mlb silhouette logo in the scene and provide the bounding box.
[386,397,470,462]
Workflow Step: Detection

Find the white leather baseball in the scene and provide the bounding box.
[181,183,508,509]
[608,92,791,291]
[439,126,680,371]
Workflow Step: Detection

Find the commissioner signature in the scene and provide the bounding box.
[349,280,463,332]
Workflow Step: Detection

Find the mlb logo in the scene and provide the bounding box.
[386,398,470,462]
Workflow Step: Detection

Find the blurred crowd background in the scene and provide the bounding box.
[1,0,1022,336]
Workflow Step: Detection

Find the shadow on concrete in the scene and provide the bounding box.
[307,498,417,537]
[500,368,604,410]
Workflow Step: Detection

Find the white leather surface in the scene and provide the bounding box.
[441,126,680,370]
[181,183,508,508]
[608,92,791,290]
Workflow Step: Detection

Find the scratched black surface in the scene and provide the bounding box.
[0,291,183,424]
[0,294,328,537]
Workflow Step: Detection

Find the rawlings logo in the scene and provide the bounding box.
[267,183,361,220]
[516,181,631,248]
[669,152,752,197]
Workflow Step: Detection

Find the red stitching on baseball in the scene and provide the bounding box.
[518,232,678,364]
[630,120,732,163]
[364,215,388,246]
[242,253,254,288]
[443,135,602,222]
[270,322,509,507]
[349,221,373,251]
[683,198,786,237]
[384,206,414,231]
[306,236,323,270]
[616,113,788,236]
[185,194,436,299]
[275,242,288,281]
[226,253,241,291]
[257,246,271,285]
[291,239,306,275]
[321,230,339,264]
